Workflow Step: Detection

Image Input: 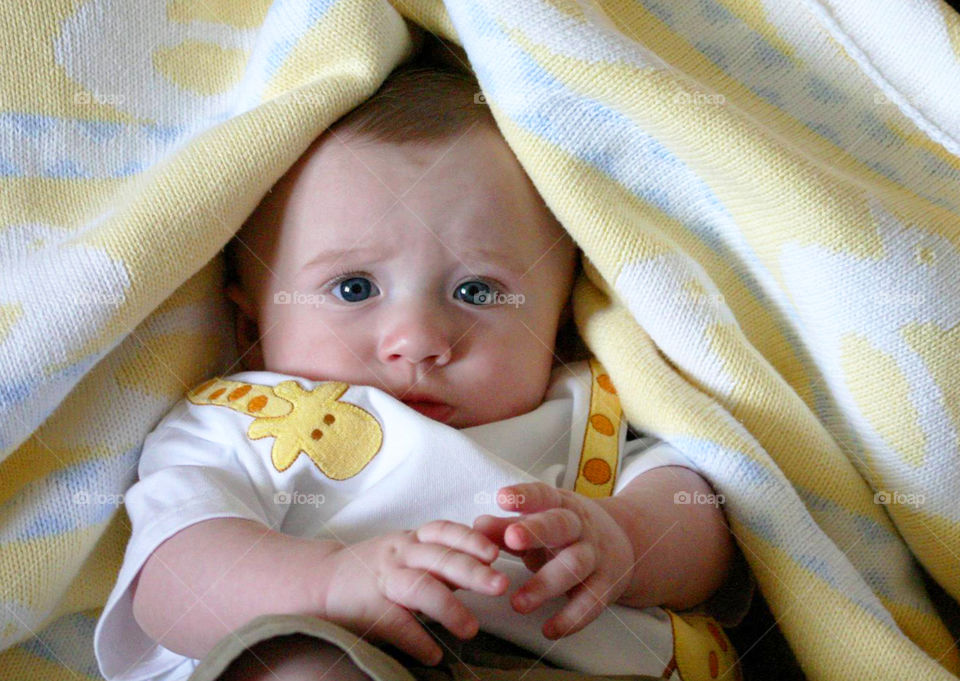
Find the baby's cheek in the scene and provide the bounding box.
[485,353,553,418]
[298,340,373,384]
[260,320,353,379]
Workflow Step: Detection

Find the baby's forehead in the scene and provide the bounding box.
[235,123,574,276]
[295,134,553,223]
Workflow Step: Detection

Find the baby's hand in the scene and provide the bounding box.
[473,482,634,639]
[319,520,508,665]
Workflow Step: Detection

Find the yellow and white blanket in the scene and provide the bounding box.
[1,1,959,679]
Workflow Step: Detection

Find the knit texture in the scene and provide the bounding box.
[1,1,959,679]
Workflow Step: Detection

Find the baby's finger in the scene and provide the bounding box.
[544,580,610,639]
[383,568,481,641]
[402,543,508,596]
[520,547,551,575]
[495,482,563,513]
[367,601,444,666]
[511,542,596,615]
[504,508,582,552]
[416,520,498,563]
[472,515,521,553]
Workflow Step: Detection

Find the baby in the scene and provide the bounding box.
[94,59,742,681]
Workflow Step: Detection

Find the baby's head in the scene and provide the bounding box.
[225,62,578,428]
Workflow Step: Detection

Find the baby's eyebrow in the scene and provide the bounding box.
[299,246,386,274]
[458,246,529,276]
[300,245,530,277]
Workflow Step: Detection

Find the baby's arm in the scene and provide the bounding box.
[475,466,734,638]
[131,517,338,659]
[131,516,507,663]
[595,465,734,610]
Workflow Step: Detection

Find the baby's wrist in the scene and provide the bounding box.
[297,539,348,618]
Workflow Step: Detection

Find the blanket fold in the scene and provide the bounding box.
[2,1,959,679]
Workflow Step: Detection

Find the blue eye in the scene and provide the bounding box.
[455,280,495,306]
[333,276,379,303]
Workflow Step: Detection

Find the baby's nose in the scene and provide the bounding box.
[377,306,454,367]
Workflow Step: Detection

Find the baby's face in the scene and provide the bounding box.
[230,125,576,429]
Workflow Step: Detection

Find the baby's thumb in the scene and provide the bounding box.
[370,604,443,666]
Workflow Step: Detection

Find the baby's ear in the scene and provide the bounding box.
[225,282,256,320]
[558,297,573,328]
[225,283,264,371]
[554,310,590,364]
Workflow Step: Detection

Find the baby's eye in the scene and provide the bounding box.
[455,280,496,306]
[332,276,379,303]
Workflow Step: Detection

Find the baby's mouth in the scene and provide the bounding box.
[401,398,454,423]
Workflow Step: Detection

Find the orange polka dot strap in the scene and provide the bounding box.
[573,358,622,499]
[186,377,382,480]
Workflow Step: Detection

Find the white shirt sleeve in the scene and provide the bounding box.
[613,435,702,494]
[94,398,285,681]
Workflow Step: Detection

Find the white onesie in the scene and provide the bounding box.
[94,359,745,681]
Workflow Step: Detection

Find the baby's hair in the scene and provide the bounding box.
[333,62,495,146]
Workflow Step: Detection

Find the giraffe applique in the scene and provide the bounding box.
[186,377,382,480]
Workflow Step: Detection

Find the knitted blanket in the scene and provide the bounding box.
[2,1,959,679]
